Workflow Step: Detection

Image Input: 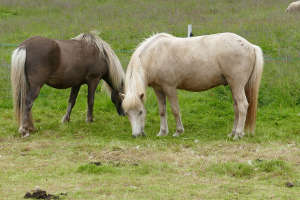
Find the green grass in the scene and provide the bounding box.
[0,0,300,199]
[208,159,292,178]
[77,163,120,175]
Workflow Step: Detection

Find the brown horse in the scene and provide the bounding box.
[11,32,125,137]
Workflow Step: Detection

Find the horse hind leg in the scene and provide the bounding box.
[228,101,238,138]
[153,87,168,136]
[19,85,41,137]
[86,79,100,122]
[62,85,81,123]
[231,87,249,140]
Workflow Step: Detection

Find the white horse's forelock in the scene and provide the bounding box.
[73,32,125,93]
[123,33,173,111]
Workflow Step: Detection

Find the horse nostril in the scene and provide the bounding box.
[132,135,137,138]
[121,112,125,116]
[117,109,124,116]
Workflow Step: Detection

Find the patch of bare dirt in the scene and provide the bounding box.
[24,188,66,200]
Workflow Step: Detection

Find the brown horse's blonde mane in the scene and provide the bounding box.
[73,32,125,92]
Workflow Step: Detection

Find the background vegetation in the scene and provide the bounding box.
[0,0,299,199]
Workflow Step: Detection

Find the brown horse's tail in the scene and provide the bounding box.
[245,45,264,135]
[11,47,27,126]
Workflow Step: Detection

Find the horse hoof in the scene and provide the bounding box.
[173,128,184,137]
[238,132,245,138]
[172,132,181,137]
[61,116,70,123]
[132,132,146,138]
[228,132,235,138]
[86,118,93,123]
[22,133,30,138]
[19,127,29,137]
[18,127,26,134]
[233,135,240,140]
[157,130,168,137]
[233,132,245,140]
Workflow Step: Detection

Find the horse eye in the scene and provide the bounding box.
[138,110,143,116]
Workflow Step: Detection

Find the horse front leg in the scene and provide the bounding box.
[165,87,184,137]
[86,79,100,123]
[154,87,168,136]
[19,86,41,137]
[62,85,81,123]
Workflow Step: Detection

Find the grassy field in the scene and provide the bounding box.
[0,0,300,199]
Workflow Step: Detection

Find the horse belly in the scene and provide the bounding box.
[46,78,83,89]
[46,71,85,89]
[177,73,226,92]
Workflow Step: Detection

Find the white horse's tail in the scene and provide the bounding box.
[245,45,264,134]
[11,47,27,126]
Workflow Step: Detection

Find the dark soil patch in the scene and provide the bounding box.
[89,161,102,166]
[285,182,294,188]
[24,189,61,199]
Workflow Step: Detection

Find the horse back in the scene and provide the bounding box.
[53,39,107,86]
[143,33,255,91]
[21,36,106,88]
[55,39,100,69]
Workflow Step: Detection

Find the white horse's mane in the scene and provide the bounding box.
[134,32,173,55]
[123,33,173,110]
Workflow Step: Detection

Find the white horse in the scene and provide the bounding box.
[122,32,263,140]
[286,1,300,13]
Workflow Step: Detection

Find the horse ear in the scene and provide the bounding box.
[139,93,144,101]
[120,93,125,100]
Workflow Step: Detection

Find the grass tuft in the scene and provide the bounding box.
[77,163,119,175]
[209,162,255,178]
[208,159,293,178]
[255,159,291,175]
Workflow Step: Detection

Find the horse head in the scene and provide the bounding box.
[122,93,146,137]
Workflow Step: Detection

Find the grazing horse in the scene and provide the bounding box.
[122,32,263,140]
[11,32,125,137]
